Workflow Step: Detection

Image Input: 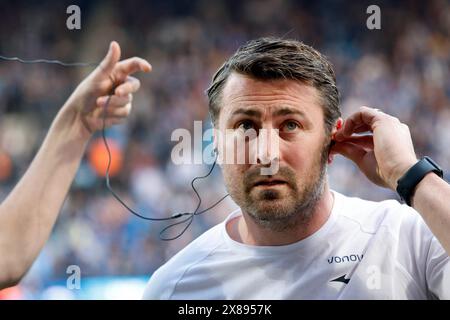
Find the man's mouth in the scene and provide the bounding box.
[253,179,288,188]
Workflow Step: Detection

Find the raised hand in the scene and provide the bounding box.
[59,41,151,139]
[331,106,418,190]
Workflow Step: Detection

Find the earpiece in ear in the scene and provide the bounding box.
[331,119,343,142]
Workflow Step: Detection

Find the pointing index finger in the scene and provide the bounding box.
[113,57,152,81]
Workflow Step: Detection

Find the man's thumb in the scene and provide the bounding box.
[98,41,121,75]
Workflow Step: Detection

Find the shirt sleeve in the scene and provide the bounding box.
[425,235,450,299]
[398,204,450,299]
[142,267,176,300]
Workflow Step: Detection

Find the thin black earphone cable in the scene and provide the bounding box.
[0,55,97,67]
[101,95,185,222]
[101,96,229,240]
[0,54,229,240]
[158,156,229,241]
[158,190,229,241]
[159,214,194,241]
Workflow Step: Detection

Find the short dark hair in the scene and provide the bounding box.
[206,37,341,132]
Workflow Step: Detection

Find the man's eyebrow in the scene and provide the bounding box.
[273,107,307,117]
[230,108,262,117]
[229,107,307,119]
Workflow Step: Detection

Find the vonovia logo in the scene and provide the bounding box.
[327,254,364,264]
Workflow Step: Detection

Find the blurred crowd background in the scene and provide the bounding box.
[0,0,448,299]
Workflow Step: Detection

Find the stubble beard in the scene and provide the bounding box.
[226,143,329,233]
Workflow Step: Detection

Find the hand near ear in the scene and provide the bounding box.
[330,106,417,190]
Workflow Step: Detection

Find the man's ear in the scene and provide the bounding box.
[331,118,343,141]
[327,118,343,164]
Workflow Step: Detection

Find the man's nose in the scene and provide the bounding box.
[257,128,280,165]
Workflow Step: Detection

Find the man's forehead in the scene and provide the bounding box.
[220,73,321,118]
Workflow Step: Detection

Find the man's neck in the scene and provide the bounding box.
[227,185,335,246]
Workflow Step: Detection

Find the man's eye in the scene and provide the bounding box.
[281,121,300,132]
[237,120,256,131]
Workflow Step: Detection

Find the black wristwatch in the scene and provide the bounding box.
[396,156,443,206]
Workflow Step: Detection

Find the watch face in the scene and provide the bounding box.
[397,156,445,206]
[424,156,444,177]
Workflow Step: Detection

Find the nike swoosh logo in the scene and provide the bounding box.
[330,274,350,284]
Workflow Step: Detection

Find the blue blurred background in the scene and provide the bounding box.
[0,0,449,299]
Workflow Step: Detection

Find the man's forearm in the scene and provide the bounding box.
[0,42,149,289]
[412,173,450,255]
[0,108,89,288]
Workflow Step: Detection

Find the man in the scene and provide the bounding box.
[143,37,449,299]
[0,41,151,289]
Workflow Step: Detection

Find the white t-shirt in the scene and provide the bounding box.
[143,190,450,299]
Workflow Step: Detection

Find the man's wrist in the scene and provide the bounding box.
[52,105,93,144]
[410,172,441,208]
[389,158,418,190]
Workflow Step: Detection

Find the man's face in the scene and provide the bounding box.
[216,73,331,231]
